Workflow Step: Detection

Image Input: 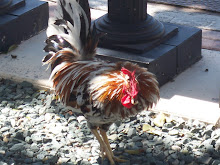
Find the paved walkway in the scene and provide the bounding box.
[148,0,220,13]
[0,0,219,125]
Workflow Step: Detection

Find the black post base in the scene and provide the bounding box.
[96,23,202,86]
[95,14,178,54]
[0,0,48,53]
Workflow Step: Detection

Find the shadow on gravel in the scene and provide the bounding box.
[1,112,219,165]
[0,76,219,165]
[0,76,220,165]
[107,117,220,165]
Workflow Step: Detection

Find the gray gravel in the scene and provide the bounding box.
[1,78,220,165]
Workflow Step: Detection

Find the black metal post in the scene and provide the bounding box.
[108,0,147,24]
[95,0,165,52]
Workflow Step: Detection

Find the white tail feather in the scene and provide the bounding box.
[47,0,90,53]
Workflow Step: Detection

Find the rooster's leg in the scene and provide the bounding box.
[100,129,127,163]
[91,129,115,165]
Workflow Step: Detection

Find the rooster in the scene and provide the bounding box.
[43,0,159,164]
